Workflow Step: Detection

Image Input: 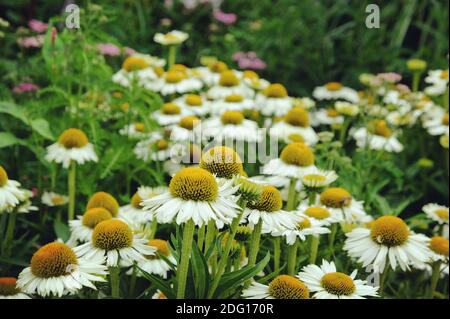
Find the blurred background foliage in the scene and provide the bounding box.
[1,0,449,97]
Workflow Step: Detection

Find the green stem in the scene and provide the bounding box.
[285,179,297,211]
[428,261,442,299]
[129,264,137,298]
[328,223,338,251]
[339,118,351,146]
[148,220,158,239]
[197,224,206,250]
[204,219,216,253]
[309,236,320,264]
[167,45,177,70]
[412,72,421,92]
[109,266,121,298]
[247,219,263,267]
[379,267,390,297]
[207,203,246,298]
[308,190,317,206]
[2,210,17,256]
[273,237,281,272]
[176,219,195,299]
[287,241,298,275]
[67,161,76,222]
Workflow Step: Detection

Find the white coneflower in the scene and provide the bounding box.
[311,108,344,127]
[112,54,161,88]
[335,101,360,117]
[119,122,152,139]
[344,216,432,273]
[313,82,360,103]
[134,137,171,162]
[297,260,379,299]
[207,70,253,100]
[208,94,255,115]
[67,207,113,246]
[45,128,98,169]
[194,60,229,86]
[41,191,69,207]
[142,167,240,228]
[352,120,404,153]
[242,275,309,299]
[422,107,449,137]
[154,30,188,46]
[152,102,189,127]
[0,165,25,212]
[75,219,156,267]
[152,69,203,96]
[424,69,449,96]
[317,187,368,223]
[169,115,202,142]
[119,186,166,225]
[272,213,330,244]
[269,107,319,146]
[422,203,449,225]
[202,111,262,143]
[263,143,316,179]
[297,203,343,225]
[17,242,107,297]
[0,277,30,299]
[256,83,293,117]
[174,94,210,117]
[86,191,120,217]
[299,166,338,189]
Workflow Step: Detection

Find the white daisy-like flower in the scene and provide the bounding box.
[119,186,167,225]
[193,61,229,86]
[174,94,210,116]
[119,122,153,139]
[162,143,202,177]
[154,30,188,45]
[112,54,164,87]
[262,143,316,179]
[335,101,360,117]
[344,215,432,273]
[244,185,300,233]
[127,239,176,279]
[45,128,98,169]
[17,242,107,297]
[207,71,254,100]
[311,108,344,127]
[0,165,25,212]
[423,203,449,225]
[256,83,293,117]
[208,94,255,115]
[299,166,338,189]
[269,107,319,146]
[297,202,343,225]
[15,189,38,214]
[242,275,309,299]
[41,191,69,207]
[424,70,449,96]
[152,102,190,127]
[313,82,360,103]
[428,236,449,266]
[422,106,449,137]
[169,115,201,142]
[0,277,30,299]
[67,207,113,246]
[248,175,302,202]
[75,219,156,267]
[352,120,404,153]
[142,167,240,228]
[152,70,203,96]
[318,187,368,224]
[297,259,379,299]
[243,76,270,92]
[272,212,330,244]
[202,111,262,143]
[134,136,171,162]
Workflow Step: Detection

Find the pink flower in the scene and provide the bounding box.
[12,82,40,94]
[377,72,402,83]
[97,43,121,57]
[232,51,267,70]
[124,47,137,56]
[213,10,237,25]
[28,19,48,33]
[17,35,45,48]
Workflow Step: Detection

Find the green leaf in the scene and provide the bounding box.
[214,252,270,298]
[0,132,25,148]
[0,101,28,123]
[139,267,176,299]
[53,219,70,242]
[190,241,210,298]
[30,118,54,140]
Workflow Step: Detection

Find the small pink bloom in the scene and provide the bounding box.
[28,19,48,33]
[213,10,237,25]
[31,188,39,198]
[232,51,246,61]
[12,82,40,94]
[396,84,411,94]
[17,35,45,48]
[124,47,137,56]
[377,72,402,83]
[97,43,121,57]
